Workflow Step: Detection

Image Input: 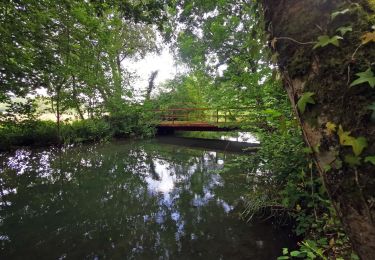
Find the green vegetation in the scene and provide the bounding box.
[1,0,374,259]
[0,0,164,149]
[0,104,156,151]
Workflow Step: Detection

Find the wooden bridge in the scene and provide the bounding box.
[153,107,249,132]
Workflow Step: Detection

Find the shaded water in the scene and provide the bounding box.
[0,138,294,259]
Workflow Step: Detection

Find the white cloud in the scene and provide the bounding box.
[123,47,177,99]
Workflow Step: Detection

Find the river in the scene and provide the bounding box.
[0,137,295,259]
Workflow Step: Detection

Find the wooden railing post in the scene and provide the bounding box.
[152,106,252,128]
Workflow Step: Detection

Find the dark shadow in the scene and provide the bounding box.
[156,136,259,154]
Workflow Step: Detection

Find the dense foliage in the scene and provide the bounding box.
[2,0,372,258]
[0,106,156,151]
[0,0,167,146]
[152,1,361,258]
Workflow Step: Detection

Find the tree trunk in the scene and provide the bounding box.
[145,70,158,101]
[109,55,123,113]
[71,75,85,120]
[55,86,61,144]
[116,51,122,84]
[261,0,375,258]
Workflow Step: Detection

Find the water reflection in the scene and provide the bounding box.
[220,132,260,144]
[0,140,293,259]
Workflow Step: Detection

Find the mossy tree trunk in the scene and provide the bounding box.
[261,0,375,258]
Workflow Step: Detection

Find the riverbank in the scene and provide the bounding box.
[0,116,154,151]
[0,118,261,154]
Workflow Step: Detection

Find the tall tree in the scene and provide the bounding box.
[261,0,375,258]
[169,0,375,257]
[145,70,159,101]
[0,0,164,121]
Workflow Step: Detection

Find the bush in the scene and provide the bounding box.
[0,120,58,150]
[0,104,157,151]
[32,121,59,145]
[108,106,156,138]
[239,127,355,259]
[62,119,112,143]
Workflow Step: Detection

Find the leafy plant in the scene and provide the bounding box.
[297,92,316,114]
[278,240,327,259]
[365,156,375,165]
[350,68,375,88]
[336,26,352,36]
[326,122,337,134]
[313,35,343,49]
[344,155,361,167]
[331,8,350,20]
[338,125,368,156]
[361,31,375,44]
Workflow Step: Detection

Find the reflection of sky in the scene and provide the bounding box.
[6,149,32,175]
[1,145,244,258]
[142,151,234,244]
[145,159,176,194]
[4,147,232,215]
[145,155,226,202]
[221,132,260,144]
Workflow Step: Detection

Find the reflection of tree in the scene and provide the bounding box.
[147,154,160,181]
[0,141,293,259]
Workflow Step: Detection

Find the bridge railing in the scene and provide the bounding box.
[152,107,252,125]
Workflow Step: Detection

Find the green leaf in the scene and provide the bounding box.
[334,159,343,169]
[313,35,343,49]
[331,8,350,20]
[338,125,353,145]
[306,251,317,259]
[326,121,337,134]
[303,240,318,250]
[336,26,352,36]
[351,253,360,260]
[338,126,368,156]
[350,68,375,88]
[313,144,320,153]
[282,248,289,255]
[302,147,313,154]
[290,251,302,257]
[323,164,332,172]
[351,137,368,156]
[277,256,290,260]
[344,155,361,167]
[365,156,375,165]
[263,108,282,117]
[297,92,315,114]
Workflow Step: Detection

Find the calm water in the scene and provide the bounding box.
[0,138,294,259]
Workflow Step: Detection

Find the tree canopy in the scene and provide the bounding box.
[1,0,375,259]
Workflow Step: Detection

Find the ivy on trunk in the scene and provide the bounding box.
[261,0,375,258]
